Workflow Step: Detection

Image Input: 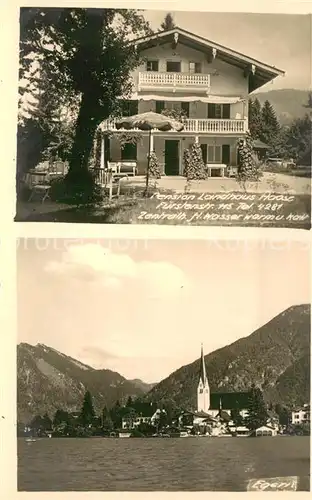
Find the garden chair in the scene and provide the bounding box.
[26,171,52,203]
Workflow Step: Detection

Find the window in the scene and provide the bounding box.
[156,101,165,114]
[159,101,181,114]
[207,103,231,119]
[181,102,190,117]
[146,60,159,72]
[121,143,137,161]
[189,62,202,73]
[166,61,181,72]
[208,145,221,163]
[121,100,138,117]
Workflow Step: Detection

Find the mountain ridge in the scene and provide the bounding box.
[17,304,310,422]
[252,88,310,125]
[146,304,310,409]
[17,342,152,423]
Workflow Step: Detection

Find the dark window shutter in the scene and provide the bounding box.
[222,104,230,119]
[222,145,230,164]
[181,102,190,117]
[200,144,207,163]
[156,101,165,114]
[130,100,138,115]
[104,137,111,163]
[208,103,216,118]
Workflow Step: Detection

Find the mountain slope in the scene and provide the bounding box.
[128,379,156,392]
[252,89,310,125]
[17,343,149,423]
[147,304,310,409]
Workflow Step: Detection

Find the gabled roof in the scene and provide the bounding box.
[134,27,285,93]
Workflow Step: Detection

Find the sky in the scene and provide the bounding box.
[17,238,310,383]
[144,11,311,91]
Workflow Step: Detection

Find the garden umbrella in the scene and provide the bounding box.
[115,111,184,192]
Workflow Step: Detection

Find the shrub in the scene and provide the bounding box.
[148,151,161,179]
[183,142,206,180]
[237,132,263,187]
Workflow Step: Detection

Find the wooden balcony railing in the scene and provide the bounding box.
[101,118,247,134]
[138,71,210,91]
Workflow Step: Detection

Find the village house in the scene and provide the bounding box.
[99,26,284,177]
[121,406,166,430]
[255,425,278,437]
[291,404,310,425]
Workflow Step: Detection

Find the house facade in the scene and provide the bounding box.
[121,407,165,430]
[99,27,284,176]
[291,404,310,425]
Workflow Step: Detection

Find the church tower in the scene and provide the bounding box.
[197,344,210,413]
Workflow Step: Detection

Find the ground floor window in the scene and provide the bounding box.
[201,144,231,164]
[208,145,221,163]
[121,143,137,161]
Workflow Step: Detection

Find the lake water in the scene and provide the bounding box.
[18,436,310,491]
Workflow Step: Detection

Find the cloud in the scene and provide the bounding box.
[45,243,188,297]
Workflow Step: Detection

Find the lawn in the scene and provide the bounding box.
[15,171,311,228]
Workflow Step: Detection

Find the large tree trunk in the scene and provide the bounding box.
[65,93,100,187]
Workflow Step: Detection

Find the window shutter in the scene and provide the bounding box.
[181,102,190,117]
[200,144,207,163]
[207,103,215,118]
[104,137,111,163]
[222,104,230,119]
[130,100,138,115]
[222,145,230,164]
[156,101,165,114]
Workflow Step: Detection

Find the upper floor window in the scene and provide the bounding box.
[208,103,231,119]
[146,60,159,72]
[189,62,202,73]
[156,101,189,118]
[156,100,165,114]
[166,61,181,73]
[181,101,190,117]
[121,99,138,117]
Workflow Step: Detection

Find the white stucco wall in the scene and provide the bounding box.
[130,42,249,98]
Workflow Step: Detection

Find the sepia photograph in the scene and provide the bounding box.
[17,237,310,491]
[15,8,311,228]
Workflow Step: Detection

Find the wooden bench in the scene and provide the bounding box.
[206,164,227,178]
[108,161,137,177]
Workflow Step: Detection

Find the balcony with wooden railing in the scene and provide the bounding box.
[101,117,247,134]
[138,71,211,92]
